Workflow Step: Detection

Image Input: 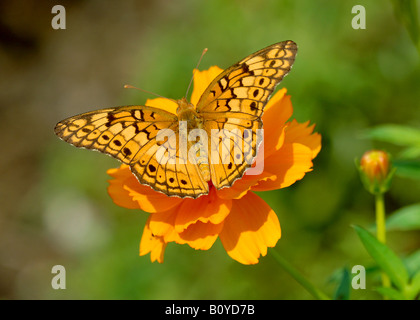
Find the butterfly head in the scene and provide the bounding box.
[176,97,199,121]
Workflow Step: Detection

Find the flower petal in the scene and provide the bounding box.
[252,142,314,191]
[264,88,292,117]
[219,192,281,264]
[107,165,141,209]
[179,220,223,250]
[125,183,183,213]
[216,170,274,200]
[251,120,321,192]
[285,119,322,158]
[145,97,178,115]
[148,207,178,237]
[262,88,293,157]
[139,217,167,263]
[190,66,223,106]
[107,165,183,213]
[175,187,231,232]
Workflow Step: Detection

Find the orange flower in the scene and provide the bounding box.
[107,66,321,265]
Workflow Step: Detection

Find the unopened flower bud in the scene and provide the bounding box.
[357,150,394,195]
[360,150,389,183]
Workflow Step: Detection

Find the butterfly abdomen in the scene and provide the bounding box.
[193,137,211,182]
[176,98,211,182]
[186,120,211,182]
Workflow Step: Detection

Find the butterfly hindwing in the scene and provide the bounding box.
[205,117,263,189]
[130,123,209,198]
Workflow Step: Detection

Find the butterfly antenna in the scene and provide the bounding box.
[123,84,177,103]
[185,48,208,99]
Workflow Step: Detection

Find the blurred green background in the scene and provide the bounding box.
[1,0,419,299]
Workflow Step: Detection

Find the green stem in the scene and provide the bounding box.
[375,193,391,289]
[375,193,386,244]
[270,249,330,300]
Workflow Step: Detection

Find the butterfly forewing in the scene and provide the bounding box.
[196,40,297,118]
[205,117,262,189]
[55,106,176,163]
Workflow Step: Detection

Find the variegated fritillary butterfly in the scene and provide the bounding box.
[54,41,297,198]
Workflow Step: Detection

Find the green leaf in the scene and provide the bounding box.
[333,268,351,300]
[399,146,420,159]
[405,271,420,299]
[376,286,407,300]
[394,160,420,179]
[362,124,420,147]
[404,249,420,276]
[386,203,420,231]
[354,225,409,290]
[391,0,420,53]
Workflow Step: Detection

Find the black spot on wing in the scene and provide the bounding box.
[106,114,116,127]
[242,63,255,76]
[123,147,132,156]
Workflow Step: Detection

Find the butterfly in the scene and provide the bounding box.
[54,41,297,198]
